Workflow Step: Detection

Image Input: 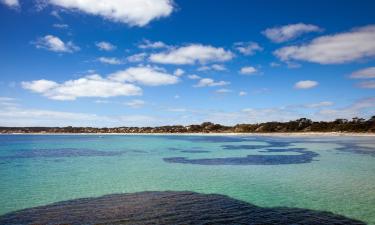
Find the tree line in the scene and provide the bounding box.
[0,116,374,133]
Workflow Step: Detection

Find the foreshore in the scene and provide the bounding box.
[2,132,375,137]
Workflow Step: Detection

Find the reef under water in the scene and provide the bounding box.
[164,147,319,165]
[0,148,127,160]
[0,191,365,225]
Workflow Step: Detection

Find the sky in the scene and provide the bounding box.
[0,0,374,127]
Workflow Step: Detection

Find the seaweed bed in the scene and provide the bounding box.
[0,191,365,225]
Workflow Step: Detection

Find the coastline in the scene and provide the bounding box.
[2,132,375,137]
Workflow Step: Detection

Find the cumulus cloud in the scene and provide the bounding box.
[34,35,79,53]
[46,0,174,27]
[127,53,147,62]
[21,79,59,93]
[125,99,145,108]
[194,78,229,87]
[240,66,257,75]
[0,0,19,8]
[263,23,322,43]
[350,67,375,79]
[357,81,375,89]
[138,39,169,49]
[98,57,123,65]
[109,66,179,86]
[234,41,262,55]
[274,25,375,64]
[22,75,142,100]
[294,80,318,89]
[149,44,234,65]
[96,41,116,51]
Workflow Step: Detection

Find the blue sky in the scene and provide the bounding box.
[0,0,374,127]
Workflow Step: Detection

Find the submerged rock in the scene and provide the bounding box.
[0,191,365,225]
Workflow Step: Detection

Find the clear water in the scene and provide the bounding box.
[0,135,374,224]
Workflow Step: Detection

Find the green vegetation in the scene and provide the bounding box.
[0,116,374,134]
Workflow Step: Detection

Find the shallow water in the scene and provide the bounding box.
[0,135,374,224]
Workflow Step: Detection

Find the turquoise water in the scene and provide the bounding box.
[0,135,374,224]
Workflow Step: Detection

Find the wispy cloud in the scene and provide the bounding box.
[294,80,319,89]
[350,67,375,79]
[274,25,375,64]
[263,23,322,43]
[234,41,262,55]
[97,57,123,65]
[194,78,230,87]
[96,41,116,51]
[138,39,169,49]
[125,99,145,108]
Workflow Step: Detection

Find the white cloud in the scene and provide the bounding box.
[239,91,247,96]
[194,78,229,87]
[166,107,187,112]
[47,0,174,27]
[98,57,123,65]
[188,74,201,80]
[0,97,18,107]
[34,35,79,53]
[125,99,145,108]
[0,107,104,127]
[304,101,333,108]
[138,39,169,49]
[149,44,234,65]
[0,105,160,127]
[350,67,375,79]
[317,97,375,120]
[197,64,226,71]
[173,68,184,76]
[0,0,19,8]
[240,66,257,75]
[274,25,375,64]
[53,23,69,29]
[215,88,232,94]
[234,41,262,55]
[96,41,116,51]
[109,66,179,86]
[211,64,226,71]
[263,23,322,43]
[269,62,281,67]
[127,53,147,62]
[294,80,318,89]
[22,79,58,93]
[357,81,375,89]
[22,74,142,100]
[174,95,180,99]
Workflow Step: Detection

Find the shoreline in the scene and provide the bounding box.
[1,132,375,137]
